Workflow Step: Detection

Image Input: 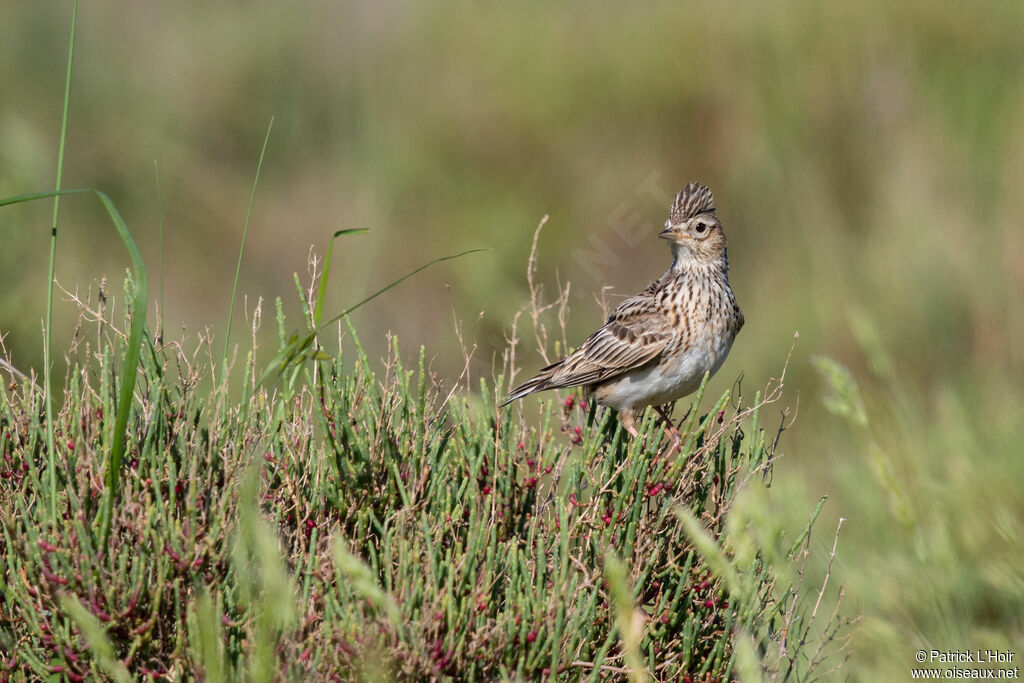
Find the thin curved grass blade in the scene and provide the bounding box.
[314,228,371,327]
[258,247,488,385]
[320,248,488,330]
[222,117,274,373]
[0,187,147,546]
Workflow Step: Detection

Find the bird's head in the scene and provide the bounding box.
[659,182,727,265]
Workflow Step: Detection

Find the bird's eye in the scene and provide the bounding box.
[695,223,708,234]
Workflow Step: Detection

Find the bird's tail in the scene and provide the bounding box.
[499,362,563,407]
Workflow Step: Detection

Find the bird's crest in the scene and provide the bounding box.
[669,182,715,224]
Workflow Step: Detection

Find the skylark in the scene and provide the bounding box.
[501,182,744,448]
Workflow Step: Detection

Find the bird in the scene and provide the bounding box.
[500,182,744,449]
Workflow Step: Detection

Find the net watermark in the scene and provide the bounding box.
[911,649,1019,679]
[570,171,673,289]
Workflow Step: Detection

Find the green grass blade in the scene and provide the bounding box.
[257,247,487,385]
[91,192,148,546]
[603,550,648,683]
[0,188,91,208]
[0,188,148,546]
[332,539,402,629]
[222,116,274,375]
[60,595,132,683]
[42,0,79,521]
[189,590,228,683]
[313,228,370,327]
[320,248,489,330]
[154,160,165,341]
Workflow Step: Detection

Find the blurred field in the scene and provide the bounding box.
[2,1,1023,679]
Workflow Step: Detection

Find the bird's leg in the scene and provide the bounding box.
[617,409,639,439]
[654,405,682,452]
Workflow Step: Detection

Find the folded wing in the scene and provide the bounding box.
[500,291,672,405]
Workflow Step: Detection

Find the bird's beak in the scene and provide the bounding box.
[658,225,688,240]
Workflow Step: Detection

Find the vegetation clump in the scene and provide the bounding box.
[0,272,847,681]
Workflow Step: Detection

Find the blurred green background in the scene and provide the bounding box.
[2,1,1022,678]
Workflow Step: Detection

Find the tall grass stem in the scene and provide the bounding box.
[42,0,79,520]
[222,117,274,378]
[154,160,165,341]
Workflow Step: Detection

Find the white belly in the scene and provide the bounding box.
[594,333,735,412]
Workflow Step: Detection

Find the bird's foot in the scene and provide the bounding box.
[618,410,640,441]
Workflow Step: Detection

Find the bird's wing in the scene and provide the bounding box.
[543,293,672,388]
[499,280,676,405]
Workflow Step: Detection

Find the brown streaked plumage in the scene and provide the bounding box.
[501,182,744,448]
